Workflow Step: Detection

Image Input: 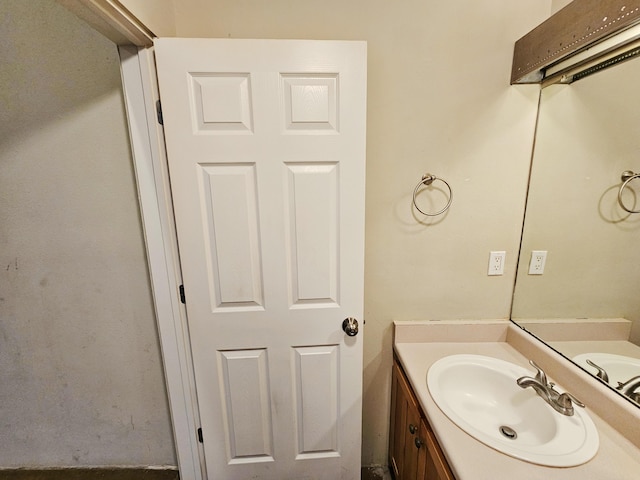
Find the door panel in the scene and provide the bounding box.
[218,349,274,462]
[191,73,253,133]
[285,162,339,305]
[281,74,339,132]
[199,163,264,310]
[154,39,366,480]
[293,345,340,457]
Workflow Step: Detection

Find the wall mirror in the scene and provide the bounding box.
[511,52,640,407]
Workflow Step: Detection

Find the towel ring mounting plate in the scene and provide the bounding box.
[618,170,640,214]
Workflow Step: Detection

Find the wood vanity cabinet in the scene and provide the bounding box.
[389,355,455,480]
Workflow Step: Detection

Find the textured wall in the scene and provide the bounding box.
[0,0,175,466]
[172,0,552,465]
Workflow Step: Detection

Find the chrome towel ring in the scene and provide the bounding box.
[618,170,640,213]
[412,173,453,216]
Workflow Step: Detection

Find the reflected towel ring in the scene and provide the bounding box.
[618,170,640,213]
[412,173,453,216]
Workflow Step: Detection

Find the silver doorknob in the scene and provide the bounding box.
[342,317,359,336]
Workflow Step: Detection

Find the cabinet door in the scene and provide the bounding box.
[416,419,429,480]
[425,428,455,480]
[391,363,412,479]
[390,358,456,480]
[389,365,403,478]
[402,389,421,480]
[390,362,422,480]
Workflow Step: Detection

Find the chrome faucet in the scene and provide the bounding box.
[517,360,585,416]
[616,375,640,403]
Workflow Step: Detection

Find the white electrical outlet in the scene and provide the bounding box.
[528,250,547,275]
[488,251,506,276]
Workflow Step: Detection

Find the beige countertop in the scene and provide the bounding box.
[394,320,640,480]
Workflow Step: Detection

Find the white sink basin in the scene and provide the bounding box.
[427,354,599,467]
[572,353,640,387]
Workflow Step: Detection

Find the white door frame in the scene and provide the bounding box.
[118,45,205,480]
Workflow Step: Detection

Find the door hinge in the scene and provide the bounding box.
[197,427,203,443]
[156,99,163,125]
[179,285,186,304]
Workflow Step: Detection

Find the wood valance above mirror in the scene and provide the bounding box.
[511,0,640,84]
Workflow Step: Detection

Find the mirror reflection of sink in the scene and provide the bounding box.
[427,354,599,467]
[572,353,640,387]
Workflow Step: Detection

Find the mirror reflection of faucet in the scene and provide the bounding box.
[616,375,640,403]
[516,359,585,416]
[582,357,640,403]
[586,359,610,383]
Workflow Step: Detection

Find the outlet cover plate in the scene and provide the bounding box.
[488,251,506,276]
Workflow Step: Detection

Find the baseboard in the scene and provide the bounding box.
[0,467,179,480]
[1,466,388,480]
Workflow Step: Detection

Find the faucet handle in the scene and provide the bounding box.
[529,359,548,385]
[558,391,585,409]
[556,391,585,416]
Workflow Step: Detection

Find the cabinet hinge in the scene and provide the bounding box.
[197,427,203,443]
[179,285,186,304]
[156,99,163,125]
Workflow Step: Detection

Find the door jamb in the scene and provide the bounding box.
[118,45,205,480]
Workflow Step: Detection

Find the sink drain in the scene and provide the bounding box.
[499,425,517,440]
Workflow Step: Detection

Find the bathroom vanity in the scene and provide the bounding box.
[389,321,640,480]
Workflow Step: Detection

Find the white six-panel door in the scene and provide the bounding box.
[154,39,366,480]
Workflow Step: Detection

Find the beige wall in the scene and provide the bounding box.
[0,0,175,466]
[120,0,176,36]
[172,0,552,465]
[552,0,574,14]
